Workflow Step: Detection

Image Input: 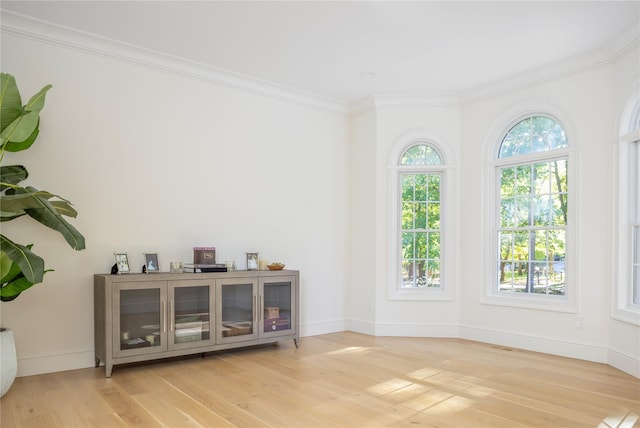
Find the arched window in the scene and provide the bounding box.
[632,140,639,306]
[613,90,640,325]
[389,132,455,301]
[495,115,570,298]
[398,143,443,289]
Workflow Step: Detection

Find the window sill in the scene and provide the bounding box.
[481,292,577,313]
[389,287,455,301]
[611,306,640,326]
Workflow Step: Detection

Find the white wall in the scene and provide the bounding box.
[1,28,349,375]
[373,101,461,336]
[459,64,617,362]
[346,105,377,334]
[348,99,462,337]
[609,40,640,377]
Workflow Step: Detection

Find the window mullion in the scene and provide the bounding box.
[397,144,444,292]
[495,115,568,299]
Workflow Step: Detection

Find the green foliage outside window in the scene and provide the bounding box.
[401,173,441,288]
[497,116,568,295]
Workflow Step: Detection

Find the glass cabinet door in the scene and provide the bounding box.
[169,281,215,350]
[113,282,167,357]
[216,278,257,343]
[260,277,295,336]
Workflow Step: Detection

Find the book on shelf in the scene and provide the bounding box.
[183,263,227,273]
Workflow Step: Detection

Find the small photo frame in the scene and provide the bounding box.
[114,253,131,274]
[144,253,160,273]
[246,252,259,271]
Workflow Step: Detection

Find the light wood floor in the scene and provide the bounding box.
[1,332,639,427]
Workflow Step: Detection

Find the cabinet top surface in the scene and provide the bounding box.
[95,270,298,281]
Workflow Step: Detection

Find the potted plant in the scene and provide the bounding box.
[0,73,85,396]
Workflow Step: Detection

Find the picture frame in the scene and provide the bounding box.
[114,253,131,274]
[144,253,160,273]
[246,252,259,271]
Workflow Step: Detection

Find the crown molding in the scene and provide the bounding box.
[349,24,639,112]
[459,48,610,104]
[348,93,460,115]
[603,22,640,63]
[0,11,348,115]
[373,93,461,109]
[460,23,640,105]
[348,96,377,116]
[2,10,636,116]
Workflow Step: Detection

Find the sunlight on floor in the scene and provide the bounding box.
[408,367,442,379]
[367,378,415,395]
[366,368,482,415]
[318,342,638,427]
[325,346,371,356]
[424,394,476,415]
[402,388,457,412]
[598,409,639,428]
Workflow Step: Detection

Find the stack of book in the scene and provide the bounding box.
[182,263,227,273]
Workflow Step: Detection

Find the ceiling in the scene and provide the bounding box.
[2,1,639,104]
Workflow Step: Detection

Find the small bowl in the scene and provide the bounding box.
[267,263,285,271]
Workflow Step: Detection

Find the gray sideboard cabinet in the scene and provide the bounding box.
[94,270,299,377]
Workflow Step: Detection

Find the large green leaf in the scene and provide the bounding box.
[3,124,39,152]
[0,211,26,222]
[0,272,41,302]
[0,250,48,301]
[0,250,21,284]
[6,186,85,250]
[0,189,40,215]
[0,165,28,188]
[0,74,23,133]
[0,79,51,151]
[2,186,79,218]
[51,200,78,217]
[0,236,44,284]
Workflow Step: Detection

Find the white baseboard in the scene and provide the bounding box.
[344,319,376,335]
[17,351,96,377]
[19,321,347,377]
[345,319,459,337]
[459,325,609,363]
[16,324,638,380]
[300,319,345,337]
[374,323,460,338]
[608,347,640,378]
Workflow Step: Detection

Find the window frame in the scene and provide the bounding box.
[388,134,456,301]
[612,87,640,325]
[483,110,578,312]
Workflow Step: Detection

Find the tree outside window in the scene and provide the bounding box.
[399,144,442,288]
[496,116,568,295]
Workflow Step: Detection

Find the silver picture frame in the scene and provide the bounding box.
[114,252,131,274]
[144,253,160,273]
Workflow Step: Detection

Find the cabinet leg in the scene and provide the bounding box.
[294,338,299,348]
[105,364,113,378]
[95,357,100,368]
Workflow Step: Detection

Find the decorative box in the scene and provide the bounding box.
[193,247,216,265]
[264,316,290,332]
[222,321,253,337]
[174,318,206,343]
[264,307,279,319]
[175,328,202,343]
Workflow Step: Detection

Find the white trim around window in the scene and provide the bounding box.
[612,86,640,325]
[387,129,456,301]
[481,108,579,313]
